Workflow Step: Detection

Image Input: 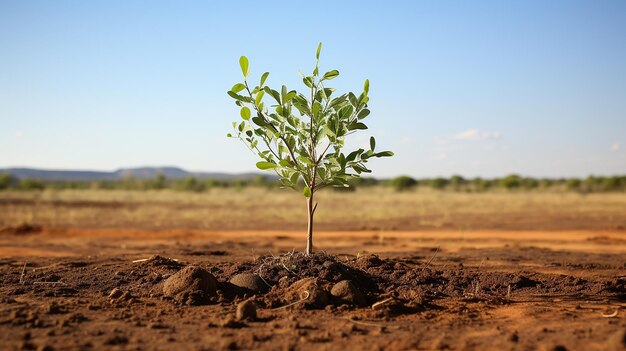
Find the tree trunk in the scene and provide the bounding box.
[305,192,314,255]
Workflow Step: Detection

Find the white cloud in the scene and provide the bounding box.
[610,142,620,151]
[14,130,24,139]
[453,129,501,141]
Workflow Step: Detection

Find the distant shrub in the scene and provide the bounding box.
[499,174,522,190]
[449,175,466,190]
[19,179,45,190]
[430,177,448,190]
[145,174,167,190]
[602,176,623,192]
[390,176,417,192]
[566,178,581,191]
[520,177,538,190]
[0,173,17,190]
[471,177,491,192]
[177,177,206,192]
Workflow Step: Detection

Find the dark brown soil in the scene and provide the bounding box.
[1,242,624,351]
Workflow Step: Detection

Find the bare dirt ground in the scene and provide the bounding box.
[0,227,625,351]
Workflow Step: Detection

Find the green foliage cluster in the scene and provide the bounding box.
[389,175,418,191]
[227,43,393,198]
[0,174,276,192]
[385,174,626,193]
[2,173,625,193]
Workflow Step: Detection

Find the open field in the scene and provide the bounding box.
[0,189,625,350]
[2,188,626,231]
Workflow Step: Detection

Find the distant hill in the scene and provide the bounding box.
[0,167,270,181]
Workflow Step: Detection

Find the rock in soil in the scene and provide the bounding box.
[330,280,367,307]
[229,273,268,293]
[235,300,257,321]
[163,266,217,305]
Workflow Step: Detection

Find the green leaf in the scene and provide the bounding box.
[346,149,363,162]
[260,72,270,86]
[226,133,232,137]
[364,79,369,94]
[239,56,249,77]
[264,87,281,103]
[255,91,265,106]
[357,109,370,119]
[370,136,375,151]
[322,70,339,80]
[256,161,278,170]
[347,122,368,130]
[281,85,287,103]
[312,102,320,117]
[251,116,267,127]
[240,106,251,120]
[317,168,326,179]
[303,76,314,88]
[375,151,394,157]
[298,155,315,165]
[348,92,358,107]
[284,91,296,103]
[231,83,246,93]
[290,172,300,186]
[316,42,322,60]
[303,185,311,198]
[227,91,246,102]
[279,159,291,167]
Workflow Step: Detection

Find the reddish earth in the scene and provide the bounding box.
[0,228,625,350]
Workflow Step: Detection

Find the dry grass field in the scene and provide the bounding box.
[1,188,626,231]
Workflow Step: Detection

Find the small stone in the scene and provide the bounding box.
[236,300,257,321]
[108,288,123,299]
[229,273,268,293]
[330,280,367,307]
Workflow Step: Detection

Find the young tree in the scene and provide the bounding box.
[227,43,393,255]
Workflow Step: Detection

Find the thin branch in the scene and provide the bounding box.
[420,246,440,272]
[316,143,332,164]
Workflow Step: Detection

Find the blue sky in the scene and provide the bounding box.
[1,0,625,178]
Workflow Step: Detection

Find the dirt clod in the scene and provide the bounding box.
[235,300,257,321]
[287,278,329,309]
[163,265,217,305]
[330,280,367,307]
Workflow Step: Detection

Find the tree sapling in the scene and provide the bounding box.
[227,43,393,255]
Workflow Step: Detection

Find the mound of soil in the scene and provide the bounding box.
[162,265,217,305]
